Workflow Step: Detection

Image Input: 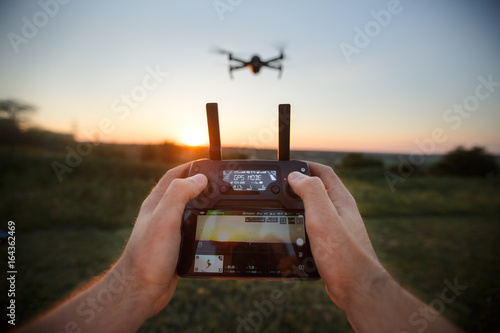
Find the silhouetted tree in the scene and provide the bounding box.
[0,99,35,125]
[0,100,74,149]
[0,100,36,145]
[429,146,498,177]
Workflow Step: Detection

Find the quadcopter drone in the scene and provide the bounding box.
[214,47,286,79]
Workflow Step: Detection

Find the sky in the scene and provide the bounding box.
[1,0,499,154]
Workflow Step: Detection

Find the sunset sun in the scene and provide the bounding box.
[181,128,207,147]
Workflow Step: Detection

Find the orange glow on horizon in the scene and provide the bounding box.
[74,125,500,155]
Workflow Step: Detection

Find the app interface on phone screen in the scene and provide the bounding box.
[193,210,308,276]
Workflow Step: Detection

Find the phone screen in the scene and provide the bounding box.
[179,209,318,279]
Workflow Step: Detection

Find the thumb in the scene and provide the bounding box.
[288,172,339,233]
[151,174,208,230]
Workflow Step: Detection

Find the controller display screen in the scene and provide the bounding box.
[192,209,310,277]
[222,170,277,191]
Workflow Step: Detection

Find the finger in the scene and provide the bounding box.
[150,173,208,233]
[141,162,193,214]
[307,161,358,218]
[287,171,339,234]
[308,162,378,260]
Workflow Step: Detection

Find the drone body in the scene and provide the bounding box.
[216,48,285,79]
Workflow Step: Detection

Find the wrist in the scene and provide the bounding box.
[103,261,153,321]
[110,255,178,320]
[326,251,391,313]
[340,262,400,332]
[344,266,393,313]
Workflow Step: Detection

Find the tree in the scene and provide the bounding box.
[0,99,36,145]
[429,146,498,177]
[0,99,35,125]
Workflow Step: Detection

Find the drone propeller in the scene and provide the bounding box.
[272,41,288,59]
[210,45,232,55]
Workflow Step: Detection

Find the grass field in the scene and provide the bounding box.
[1,147,499,332]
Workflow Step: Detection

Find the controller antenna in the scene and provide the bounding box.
[278,104,291,161]
[206,103,222,160]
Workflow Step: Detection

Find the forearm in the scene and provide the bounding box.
[17,264,150,333]
[15,165,205,333]
[342,263,462,333]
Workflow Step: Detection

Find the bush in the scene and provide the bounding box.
[428,146,498,177]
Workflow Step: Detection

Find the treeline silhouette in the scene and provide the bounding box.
[1,99,498,175]
[0,99,207,163]
[338,153,384,169]
[139,142,207,164]
[338,147,498,177]
[428,146,498,177]
[0,99,74,150]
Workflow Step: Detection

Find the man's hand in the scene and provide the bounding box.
[288,162,463,333]
[288,162,383,310]
[18,162,207,333]
[116,162,208,318]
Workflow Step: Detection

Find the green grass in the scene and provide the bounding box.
[337,168,500,217]
[0,147,499,332]
[366,216,500,332]
[0,147,169,231]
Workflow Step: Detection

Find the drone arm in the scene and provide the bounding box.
[229,56,247,64]
[229,64,247,79]
[263,53,284,64]
[263,63,281,70]
[230,64,247,70]
[262,63,283,79]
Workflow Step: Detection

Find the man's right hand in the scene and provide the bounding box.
[288,162,463,333]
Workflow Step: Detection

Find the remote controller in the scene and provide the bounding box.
[177,103,319,280]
